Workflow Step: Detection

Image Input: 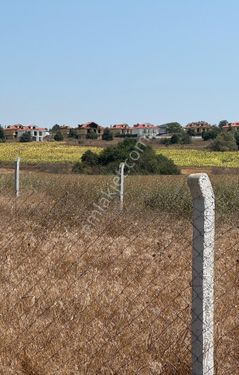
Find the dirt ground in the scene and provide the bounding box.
[0,177,238,374]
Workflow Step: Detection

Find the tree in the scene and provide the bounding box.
[170,134,181,144]
[160,138,171,146]
[218,120,228,129]
[20,132,32,142]
[102,127,113,141]
[202,126,220,141]
[170,132,191,145]
[165,122,182,134]
[68,128,78,139]
[54,131,64,141]
[180,132,192,144]
[210,133,237,151]
[234,131,239,149]
[186,128,196,136]
[86,130,98,139]
[51,124,61,133]
[0,125,6,142]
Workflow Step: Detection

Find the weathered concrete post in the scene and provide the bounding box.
[119,162,125,211]
[15,157,20,197]
[187,173,215,375]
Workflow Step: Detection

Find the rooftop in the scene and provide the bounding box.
[5,125,47,131]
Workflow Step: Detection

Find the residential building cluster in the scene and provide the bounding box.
[76,122,166,140]
[1,121,238,142]
[2,122,168,142]
[3,124,49,142]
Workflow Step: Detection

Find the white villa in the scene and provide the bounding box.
[4,125,49,142]
[131,123,159,139]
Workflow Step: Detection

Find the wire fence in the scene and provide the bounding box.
[0,164,238,374]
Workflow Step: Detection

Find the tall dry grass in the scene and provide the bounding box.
[0,172,238,374]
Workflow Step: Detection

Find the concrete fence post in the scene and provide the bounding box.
[119,162,125,211]
[15,157,20,197]
[187,173,215,375]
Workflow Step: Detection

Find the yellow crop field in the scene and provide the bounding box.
[0,142,100,164]
[1,142,239,167]
[156,149,239,168]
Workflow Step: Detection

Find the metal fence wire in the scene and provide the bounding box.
[0,166,238,375]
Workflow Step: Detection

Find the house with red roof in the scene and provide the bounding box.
[76,122,103,140]
[4,124,49,141]
[185,121,211,135]
[131,123,159,139]
[109,124,132,137]
[58,125,70,137]
[222,122,239,131]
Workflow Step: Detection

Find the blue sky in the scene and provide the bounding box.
[0,0,238,127]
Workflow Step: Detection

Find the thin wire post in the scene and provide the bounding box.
[119,162,125,211]
[187,173,215,375]
[15,157,20,197]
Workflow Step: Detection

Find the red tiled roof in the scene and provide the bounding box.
[112,124,129,129]
[133,123,156,129]
[223,122,239,128]
[78,122,101,129]
[185,122,211,129]
[59,125,70,129]
[6,125,47,131]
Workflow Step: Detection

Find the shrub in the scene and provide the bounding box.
[186,128,196,136]
[234,131,239,150]
[0,126,6,142]
[114,134,137,138]
[97,139,134,168]
[181,132,192,144]
[218,120,228,129]
[202,127,220,141]
[210,133,237,151]
[156,154,180,174]
[20,132,32,142]
[86,130,98,139]
[81,150,99,166]
[170,134,181,144]
[54,131,64,141]
[170,133,191,145]
[73,139,180,175]
[72,161,84,173]
[68,129,78,139]
[160,138,171,146]
[102,127,113,141]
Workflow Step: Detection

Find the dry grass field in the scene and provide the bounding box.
[0,172,238,374]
